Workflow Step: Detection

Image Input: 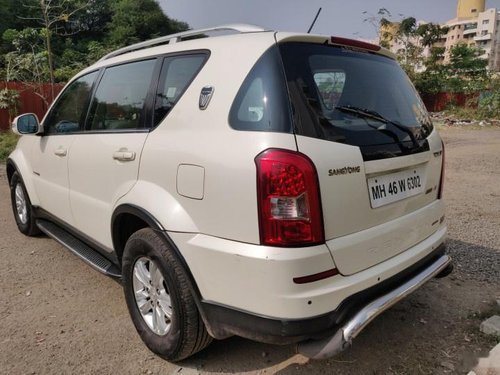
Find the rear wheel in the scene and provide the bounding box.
[122,228,212,361]
[10,171,40,236]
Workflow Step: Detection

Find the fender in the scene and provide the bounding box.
[114,180,199,233]
[7,139,40,206]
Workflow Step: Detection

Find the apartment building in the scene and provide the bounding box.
[443,4,500,70]
[378,0,500,71]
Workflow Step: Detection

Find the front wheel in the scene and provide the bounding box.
[122,228,212,361]
[9,171,40,236]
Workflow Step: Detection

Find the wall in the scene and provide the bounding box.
[422,92,480,112]
[0,82,64,130]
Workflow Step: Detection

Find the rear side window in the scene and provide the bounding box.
[44,71,98,134]
[229,46,292,133]
[313,71,346,110]
[87,59,156,131]
[153,53,208,127]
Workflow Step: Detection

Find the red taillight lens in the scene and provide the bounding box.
[255,149,324,247]
[438,141,445,199]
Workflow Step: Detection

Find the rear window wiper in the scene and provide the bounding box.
[335,105,420,147]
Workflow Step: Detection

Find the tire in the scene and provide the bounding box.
[122,228,212,362]
[10,171,41,236]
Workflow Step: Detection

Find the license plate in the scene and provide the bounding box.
[367,166,426,208]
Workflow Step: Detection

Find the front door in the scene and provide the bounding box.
[31,71,99,226]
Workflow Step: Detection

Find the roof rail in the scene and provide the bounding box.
[99,24,268,61]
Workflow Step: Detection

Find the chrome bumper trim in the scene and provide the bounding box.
[297,254,451,359]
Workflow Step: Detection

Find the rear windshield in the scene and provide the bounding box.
[279,42,432,160]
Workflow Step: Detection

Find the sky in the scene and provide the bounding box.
[159,0,500,41]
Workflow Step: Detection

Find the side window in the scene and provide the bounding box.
[153,54,207,127]
[44,71,97,134]
[313,71,346,110]
[88,59,156,131]
[229,46,292,132]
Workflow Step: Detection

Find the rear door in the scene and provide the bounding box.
[68,59,157,251]
[279,41,444,274]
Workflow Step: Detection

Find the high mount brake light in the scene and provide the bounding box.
[330,36,381,52]
[255,149,324,247]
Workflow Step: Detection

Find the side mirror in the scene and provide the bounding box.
[12,113,42,135]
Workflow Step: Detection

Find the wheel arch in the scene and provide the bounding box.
[6,159,16,184]
[111,204,213,335]
[111,204,164,266]
[6,151,40,206]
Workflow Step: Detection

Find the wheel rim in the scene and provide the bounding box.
[14,183,28,225]
[132,257,172,336]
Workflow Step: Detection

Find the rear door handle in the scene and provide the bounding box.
[54,148,67,157]
[113,149,136,162]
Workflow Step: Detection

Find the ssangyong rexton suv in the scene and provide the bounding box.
[7,24,450,361]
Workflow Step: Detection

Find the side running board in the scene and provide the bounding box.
[36,219,121,278]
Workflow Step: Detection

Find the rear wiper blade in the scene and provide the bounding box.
[335,105,419,147]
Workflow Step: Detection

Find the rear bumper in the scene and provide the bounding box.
[200,242,449,344]
[297,253,451,358]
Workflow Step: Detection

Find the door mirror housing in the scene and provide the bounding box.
[12,113,42,135]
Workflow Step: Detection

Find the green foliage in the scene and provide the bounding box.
[107,0,188,47]
[477,79,500,119]
[444,44,489,93]
[398,17,417,37]
[388,18,490,96]
[0,130,19,161]
[439,78,499,120]
[0,87,20,128]
[365,10,488,98]
[0,0,190,85]
[416,23,448,47]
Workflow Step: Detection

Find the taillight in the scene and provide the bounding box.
[438,141,445,199]
[255,149,324,247]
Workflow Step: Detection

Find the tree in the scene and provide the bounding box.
[416,23,449,48]
[447,44,489,93]
[0,0,191,88]
[413,45,447,95]
[0,87,20,123]
[107,0,188,47]
[362,8,392,39]
[21,0,92,100]
[3,28,52,107]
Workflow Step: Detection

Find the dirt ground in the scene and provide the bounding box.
[1,127,499,375]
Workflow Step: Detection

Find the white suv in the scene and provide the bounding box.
[7,25,451,361]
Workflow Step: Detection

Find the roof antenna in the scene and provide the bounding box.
[307,7,322,33]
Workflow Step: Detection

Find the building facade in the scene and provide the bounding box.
[443,6,500,70]
[378,0,500,71]
[457,0,485,19]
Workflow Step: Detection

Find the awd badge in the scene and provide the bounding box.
[199,86,214,110]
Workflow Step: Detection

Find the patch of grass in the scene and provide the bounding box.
[0,130,19,161]
[442,106,479,121]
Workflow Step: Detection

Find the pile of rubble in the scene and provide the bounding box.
[430,112,500,127]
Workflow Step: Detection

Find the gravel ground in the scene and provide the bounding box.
[0,127,499,374]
